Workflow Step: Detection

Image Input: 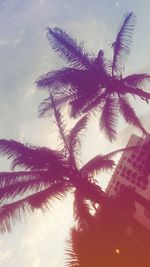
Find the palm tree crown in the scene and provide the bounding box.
[36,12,150,141]
[1,99,128,233]
[0,95,138,234]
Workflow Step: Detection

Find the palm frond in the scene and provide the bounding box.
[80,156,114,177]
[70,90,99,118]
[80,91,108,114]
[93,50,105,70]
[0,139,64,172]
[0,182,69,233]
[0,171,48,187]
[27,181,69,210]
[0,178,49,203]
[121,84,150,101]
[68,116,88,164]
[69,116,88,145]
[37,67,101,118]
[0,171,38,186]
[38,95,71,117]
[37,67,100,95]
[37,67,99,117]
[73,190,92,230]
[37,68,82,92]
[93,50,112,77]
[0,198,30,233]
[111,12,136,75]
[79,96,100,114]
[103,145,139,158]
[100,97,118,141]
[0,169,66,189]
[50,95,70,155]
[119,97,147,135]
[123,73,150,88]
[81,145,139,177]
[65,228,79,267]
[74,178,105,204]
[47,27,92,69]
[70,96,90,118]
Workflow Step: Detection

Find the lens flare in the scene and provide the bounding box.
[115,248,120,254]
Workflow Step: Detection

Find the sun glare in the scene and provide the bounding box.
[115,248,120,254]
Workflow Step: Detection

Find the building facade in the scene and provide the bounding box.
[106,134,150,230]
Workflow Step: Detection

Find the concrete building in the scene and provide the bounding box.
[106,134,150,230]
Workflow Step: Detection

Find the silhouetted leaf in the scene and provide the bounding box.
[69,116,88,146]
[69,116,88,164]
[65,228,79,267]
[75,179,104,204]
[100,97,118,141]
[81,156,114,177]
[37,67,101,118]
[0,178,49,203]
[104,145,139,158]
[0,139,65,172]
[93,49,111,75]
[123,73,150,88]
[28,182,69,209]
[47,27,92,69]
[37,68,95,94]
[0,171,42,186]
[0,170,63,188]
[0,182,69,233]
[119,97,147,135]
[112,12,136,75]
[38,95,71,117]
[36,68,81,92]
[50,95,70,156]
[0,198,30,233]
[73,190,92,231]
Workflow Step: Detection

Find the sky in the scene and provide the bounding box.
[0,0,150,266]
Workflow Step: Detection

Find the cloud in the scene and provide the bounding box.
[18,196,73,267]
[0,248,13,265]
[0,196,73,267]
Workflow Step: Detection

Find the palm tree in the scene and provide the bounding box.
[0,94,138,234]
[36,12,150,141]
[1,97,130,233]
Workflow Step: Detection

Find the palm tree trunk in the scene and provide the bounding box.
[50,94,70,152]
